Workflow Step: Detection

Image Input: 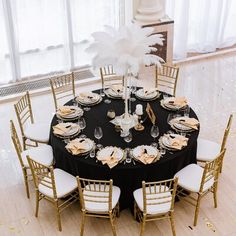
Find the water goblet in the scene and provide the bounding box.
[150,125,159,147]
[184,105,190,117]
[94,126,103,149]
[89,146,96,158]
[78,118,86,138]
[160,147,166,156]
[124,131,132,163]
[130,78,137,102]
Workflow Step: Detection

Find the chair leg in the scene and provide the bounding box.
[140,218,146,236]
[109,213,117,236]
[35,190,40,217]
[23,169,30,199]
[116,203,120,217]
[80,211,86,236]
[54,200,62,231]
[213,185,218,208]
[220,161,223,173]
[134,202,137,220]
[194,194,202,226]
[170,212,176,236]
[23,137,27,150]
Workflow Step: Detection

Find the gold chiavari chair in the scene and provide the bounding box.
[10,120,54,198]
[100,65,124,90]
[50,72,75,110]
[77,177,121,236]
[14,91,50,150]
[133,178,178,236]
[197,114,233,172]
[174,149,225,226]
[27,156,79,231]
[155,64,179,96]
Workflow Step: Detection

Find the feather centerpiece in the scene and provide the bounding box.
[86,23,164,136]
[86,23,164,75]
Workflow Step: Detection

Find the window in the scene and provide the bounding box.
[0,0,124,84]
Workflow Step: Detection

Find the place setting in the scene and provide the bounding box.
[56,105,84,121]
[52,122,81,139]
[76,92,102,107]
[105,84,124,99]
[135,87,161,101]
[131,145,161,164]
[160,96,188,111]
[168,114,199,133]
[65,137,95,156]
[159,133,189,151]
[96,146,125,168]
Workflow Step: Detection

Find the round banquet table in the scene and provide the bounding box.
[50,90,199,210]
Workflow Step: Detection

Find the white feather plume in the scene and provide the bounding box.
[86,23,165,76]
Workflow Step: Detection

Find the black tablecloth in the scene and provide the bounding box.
[50,90,199,209]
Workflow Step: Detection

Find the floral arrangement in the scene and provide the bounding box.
[86,23,164,75]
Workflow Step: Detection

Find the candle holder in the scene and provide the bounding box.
[134,104,145,131]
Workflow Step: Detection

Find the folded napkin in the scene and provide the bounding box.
[57,106,75,116]
[178,117,199,130]
[53,123,73,136]
[110,85,123,94]
[97,148,119,169]
[138,147,156,164]
[143,88,158,96]
[78,92,97,102]
[165,134,188,150]
[66,139,90,155]
[167,97,187,107]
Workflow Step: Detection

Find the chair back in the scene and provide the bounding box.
[100,65,124,89]
[77,177,113,212]
[10,120,24,167]
[50,73,75,109]
[142,178,178,215]
[199,149,226,193]
[14,91,34,137]
[27,156,57,199]
[155,64,179,96]
[221,114,233,151]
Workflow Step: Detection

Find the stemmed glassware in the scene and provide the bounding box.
[94,126,103,149]
[78,117,86,138]
[130,78,137,102]
[124,131,132,163]
[150,125,159,147]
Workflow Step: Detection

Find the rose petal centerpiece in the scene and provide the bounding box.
[86,23,164,135]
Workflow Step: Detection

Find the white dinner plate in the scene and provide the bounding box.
[135,88,160,101]
[132,145,158,159]
[96,146,124,161]
[106,88,123,98]
[56,106,83,119]
[76,93,101,105]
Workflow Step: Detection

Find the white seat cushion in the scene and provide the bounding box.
[38,169,77,198]
[133,186,172,215]
[174,164,214,192]
[197,138,221,162]
[22,145,54,167]
[24,122,50,143]
[83,184,121,213]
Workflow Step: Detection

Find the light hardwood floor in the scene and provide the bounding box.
[0,53,236,236]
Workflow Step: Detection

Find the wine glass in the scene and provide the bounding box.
[130,78,137,102]
[94,126,103,149]
[150,125,159,147]
[184,105,190,117]
[124,131,132,163]
[78,118,86,138]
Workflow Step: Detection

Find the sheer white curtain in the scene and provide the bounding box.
[166,0,236,60]
[0,0,123,84]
